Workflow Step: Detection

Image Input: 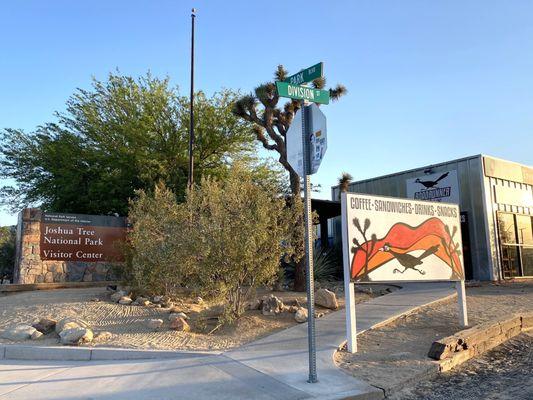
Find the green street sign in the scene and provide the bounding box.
[285,62,323,85]
[276,81,330,105]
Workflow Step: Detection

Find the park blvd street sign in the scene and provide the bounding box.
[276,82,330,105]
[284,62,323,85]
[286,105,327,177]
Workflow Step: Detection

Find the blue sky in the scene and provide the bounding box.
[1,1,532,225]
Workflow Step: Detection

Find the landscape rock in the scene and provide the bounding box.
[169,312,189,321]
[146,319,164,330]
[59,327,93,345]
[246,299,262,311]
[169,317,190,332]
[315,288,338,310]
[110,290,127,303]
[294,307,308,323]
[118,296,133,305]
[55,317,90,334]
[1,325,37,341]
[31,330,44,340]
[261,295,284,316]
[152,295,164,304]
[32,317,57,334]
[288,305,299,313]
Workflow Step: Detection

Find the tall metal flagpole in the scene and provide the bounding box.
[302,101,317,383]
[188,8,196,190]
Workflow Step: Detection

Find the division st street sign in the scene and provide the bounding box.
[284,62,323,85]
[276,81,330,105]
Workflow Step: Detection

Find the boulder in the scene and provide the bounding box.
[110,290,127,303]
[152,295,164,304]
[55,317,90,334]
[288,305,299,313]
[246,299,262,311]
[294,307,308,323]
[315,288,338,310]
[32,317,57,334]
[133,296,149,305]
[118,296,133,305]
[31,331,44,340]
[1,325,37,341]
[170,317,190,332]
[169,312,189,321]
[146,319,164,330]
[194,296,204,305]
[60,327,93,345]
[261,295,284,316]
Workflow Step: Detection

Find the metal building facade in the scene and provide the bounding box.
[331,155,533,281]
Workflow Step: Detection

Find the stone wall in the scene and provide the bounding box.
[14,209,119,284]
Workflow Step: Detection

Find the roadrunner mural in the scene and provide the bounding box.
[350,217,464,281]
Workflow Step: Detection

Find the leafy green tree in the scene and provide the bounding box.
[0,226,16,282]
[0,73,256,215]
[232,65,347,290]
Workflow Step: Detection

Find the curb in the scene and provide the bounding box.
[0,344,219,361]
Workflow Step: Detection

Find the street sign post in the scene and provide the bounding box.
[285,62,323,85]
[276,81,330,105]
[301,101,318,384]
[278,62,330,384]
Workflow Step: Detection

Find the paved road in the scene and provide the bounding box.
[0,283,455,400]
[391,332,533,400]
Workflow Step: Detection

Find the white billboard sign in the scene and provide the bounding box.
[341,193,464,282]
[406,170,460,204]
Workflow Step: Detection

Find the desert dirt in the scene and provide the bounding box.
[0,284,374,351]
[335,281,533,396]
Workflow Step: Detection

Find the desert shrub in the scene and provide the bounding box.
[126,164,296,322]
[185,165,290,321]
[125,183,195,295]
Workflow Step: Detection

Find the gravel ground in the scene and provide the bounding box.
[390,332,533,400]
[336,281,533,395]
[0,284,374,351]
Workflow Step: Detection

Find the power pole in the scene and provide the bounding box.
[188,8,196,190]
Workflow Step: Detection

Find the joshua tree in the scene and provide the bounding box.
[232,65,346,290]
[338,172,353,198]
[232,65,347,197]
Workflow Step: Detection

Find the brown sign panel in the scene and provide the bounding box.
[40,212,127,262]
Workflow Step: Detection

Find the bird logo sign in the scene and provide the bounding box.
[406,170,459,203]
[344,194,465,282]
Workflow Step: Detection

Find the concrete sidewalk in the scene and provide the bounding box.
[0,283,455,400]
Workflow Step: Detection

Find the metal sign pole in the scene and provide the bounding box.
[302,101,318,383]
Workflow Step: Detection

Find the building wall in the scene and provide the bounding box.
[14,208,119,284]
[482,156,533,279]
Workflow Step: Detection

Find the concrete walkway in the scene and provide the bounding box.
[0,283,455,400]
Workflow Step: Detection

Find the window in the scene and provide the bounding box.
[497,212,533,278]
[516,215,533,245]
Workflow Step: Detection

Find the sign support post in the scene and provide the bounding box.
[456,280,468,326]
[302,101,318,383]
[341,192,357,353]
